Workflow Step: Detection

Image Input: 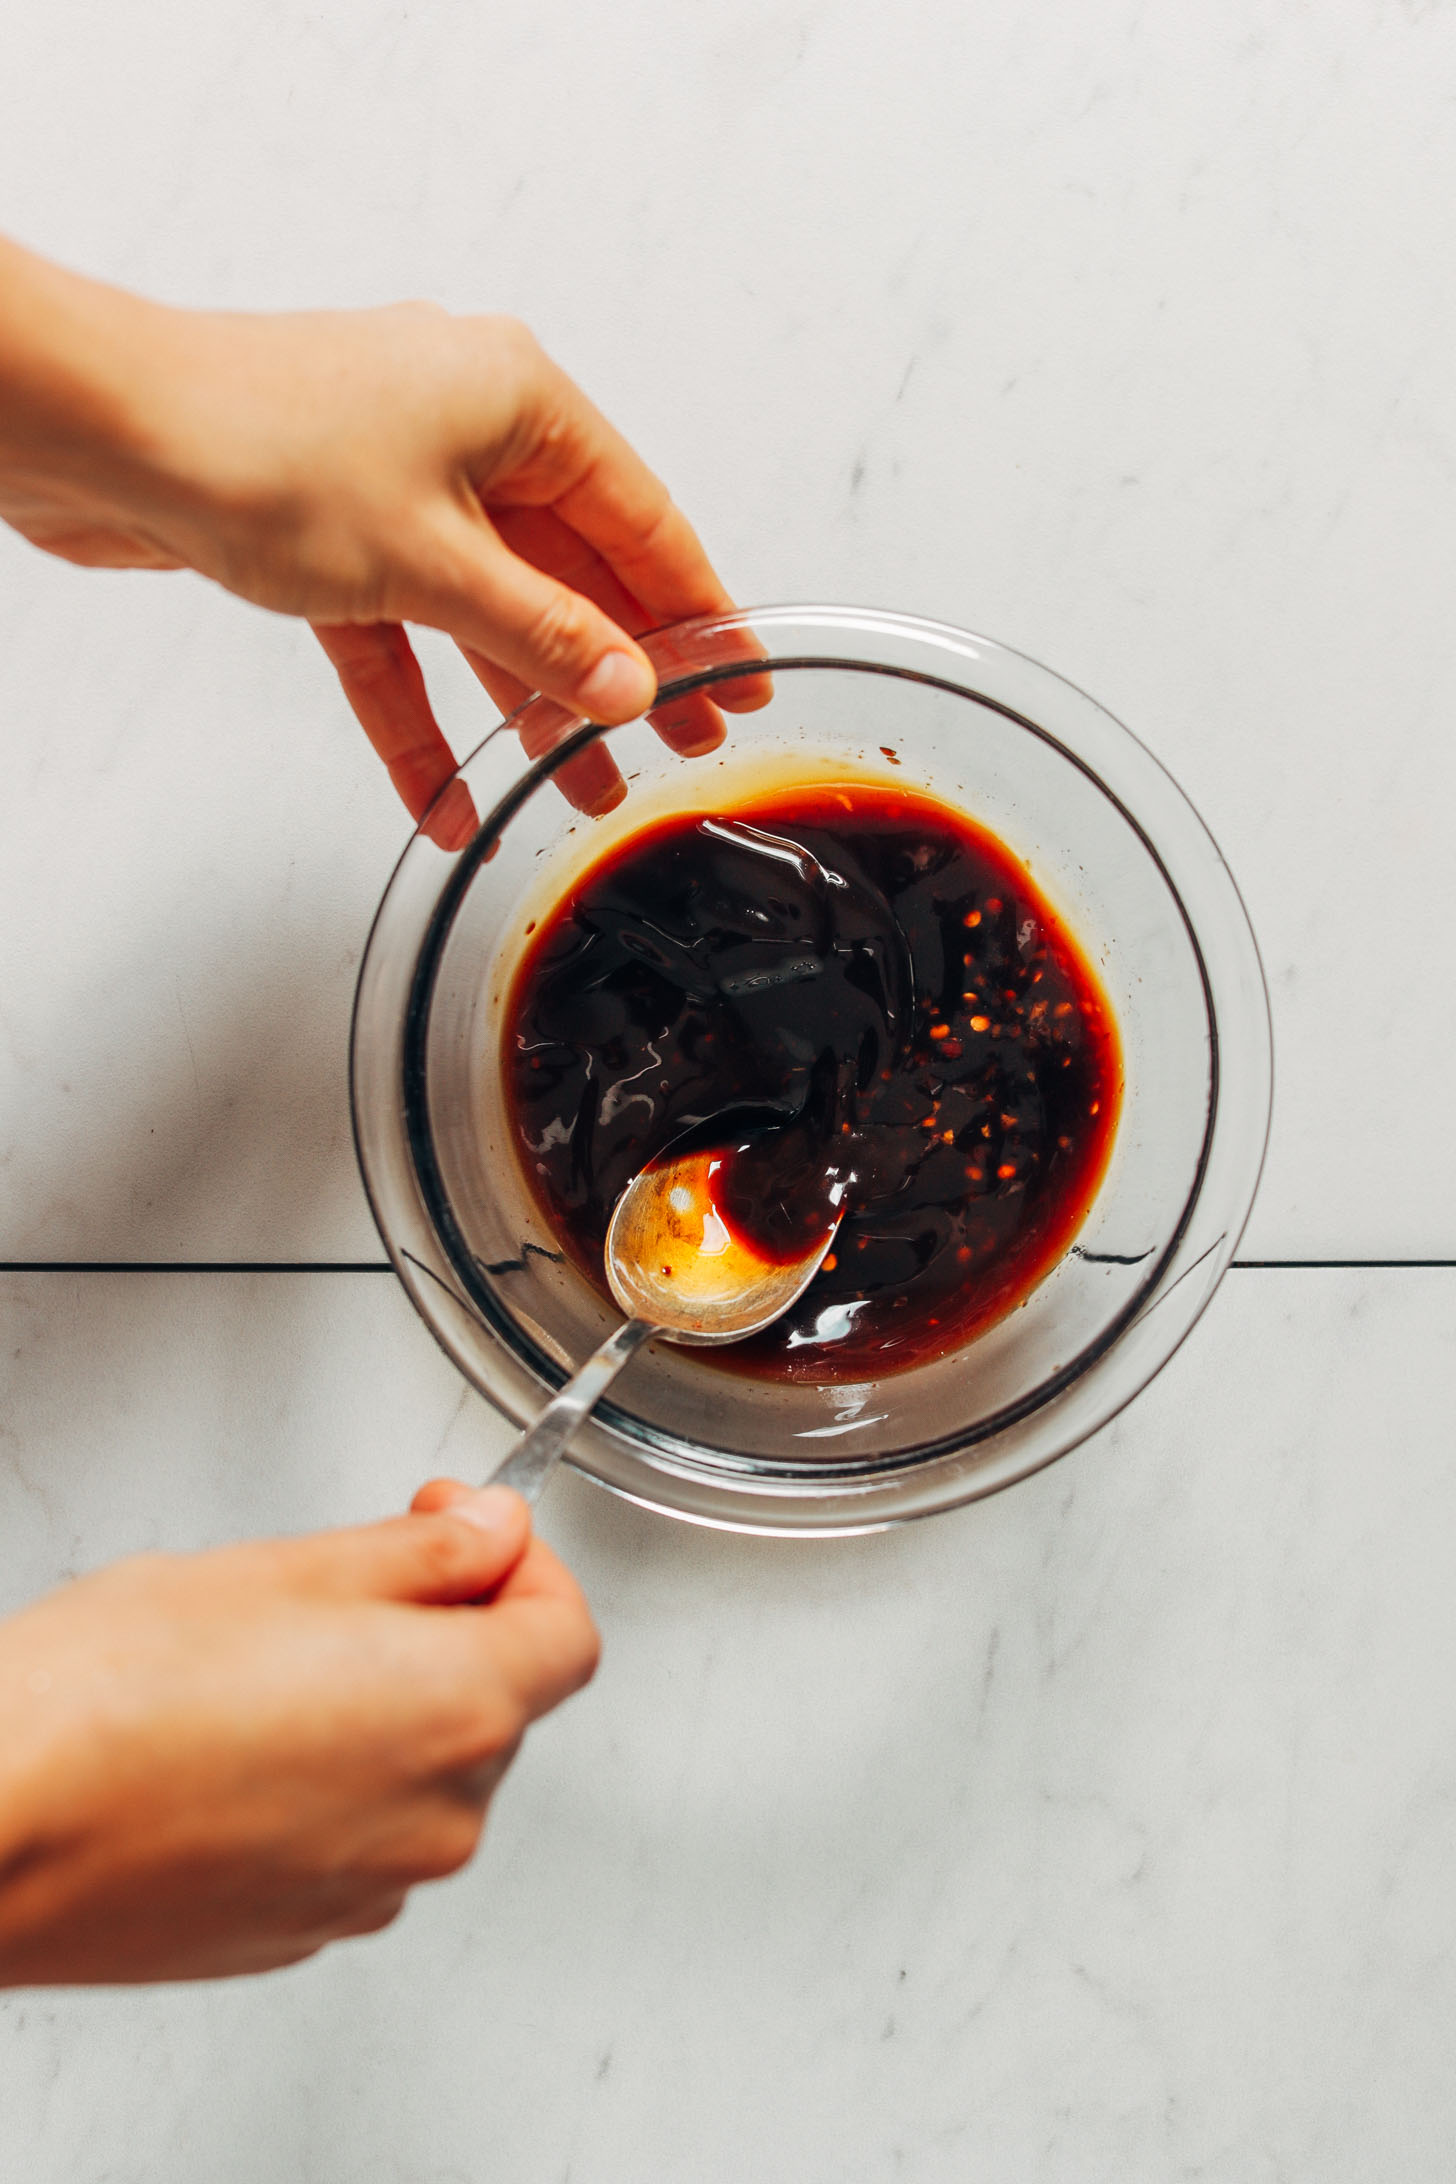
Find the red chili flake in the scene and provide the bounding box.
[941,1129,955,1144]
[940,1039,963,1058]
[956,1245,972,1261]
[963,910,982,927]
[967,1165,984,1181]
[1055,1002,1074,1018]
[1089,1101,1100,1115]
[996,1162,1016,1179]
[524,920,537,935]
[822,1253,838,1272]
[879,746,900,765]
[929,1023,950,1040]
[962,990,979,1003]
[987,897,1003,913]
[970,1015,991,1032]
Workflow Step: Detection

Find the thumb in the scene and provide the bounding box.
[418,507,657,726]
[291,1487,532,1606]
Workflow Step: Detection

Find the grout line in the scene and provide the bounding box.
[0,1259,1455,1274]
[0,1261,397,1274]
[1231,1259,1456,1270]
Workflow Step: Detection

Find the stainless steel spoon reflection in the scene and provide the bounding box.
[486,1144,843,1504]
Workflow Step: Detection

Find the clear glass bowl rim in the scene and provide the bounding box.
[350,603,1273,1536]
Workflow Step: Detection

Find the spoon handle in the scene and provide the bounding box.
[486,1318,656,1505]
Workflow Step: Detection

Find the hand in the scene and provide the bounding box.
[0,239,767,842]
[0,1482,598,1985]
[165,303,765,836]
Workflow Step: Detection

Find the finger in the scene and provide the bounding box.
[480,353,736,636]
[424,776,479,852]
[320,1891,408,1942]
[459,613,720,799]
[409,1485,594,1681]
[422,507,657,728]
[411,1475,473,1515]
[489,507,727,758]
[491,504,641,630]
[474,366,773,713]
[489,1529,588,1610]
[453,1536,602,1721]
[459,651,628,817]
[289,1492,532,1606]
[646,688,726,755]
[311,621,478,848]
[312,618,449,805]
[647,622,775,718]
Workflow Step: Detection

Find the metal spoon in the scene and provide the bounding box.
[487,1143,843,1504]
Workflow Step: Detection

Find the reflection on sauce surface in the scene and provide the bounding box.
[503,782,1121,1381]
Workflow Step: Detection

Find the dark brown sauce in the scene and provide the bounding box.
[503,783,1121,1381]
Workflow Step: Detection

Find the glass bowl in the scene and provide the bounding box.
[350,605,1271,1536]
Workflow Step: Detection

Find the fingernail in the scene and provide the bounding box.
[651,705,725,757]
[585,777,628,817]
[443,1486,525,1535]
[578,650,655,722]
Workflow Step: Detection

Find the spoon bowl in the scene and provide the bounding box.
[486,1141,843,1501]
[605,1145,843,1341]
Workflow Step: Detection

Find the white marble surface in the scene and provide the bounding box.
[2,0,1456,2176]
[2,1268,1455,2180]
[1,0,1454,1259]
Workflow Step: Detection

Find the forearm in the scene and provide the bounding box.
[0,236,753,829]
[0,1628,69,1988]
[0,235,193,563]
